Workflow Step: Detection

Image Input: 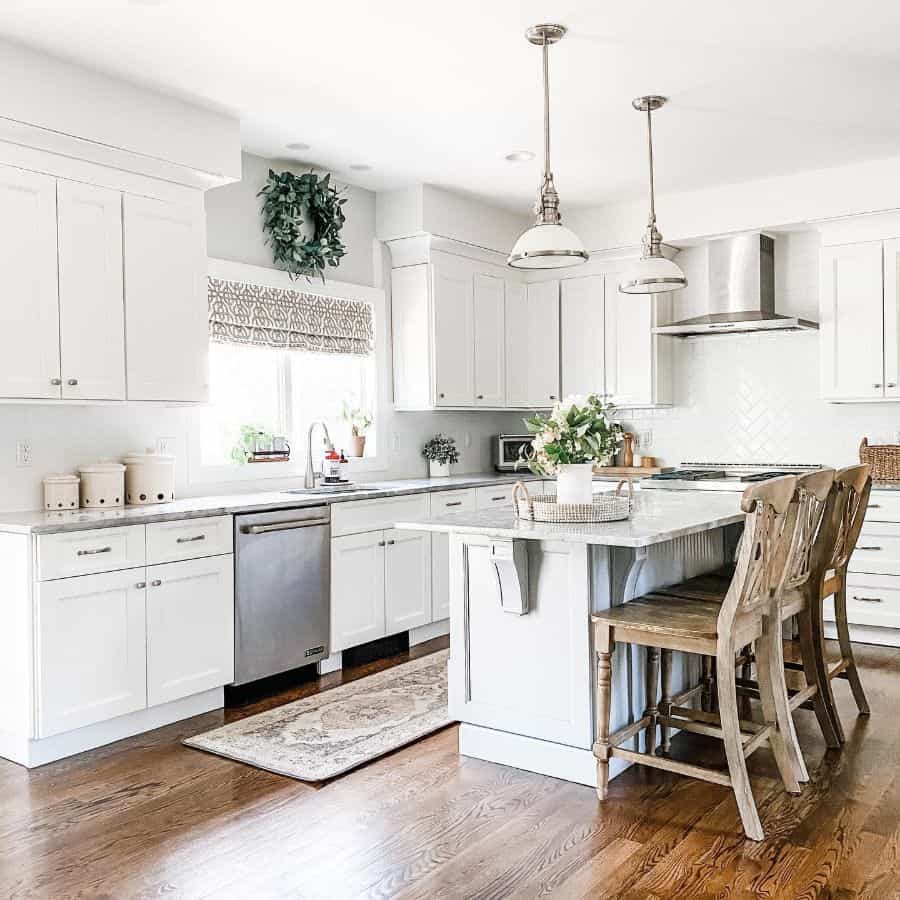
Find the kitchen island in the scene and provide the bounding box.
[396,490,745,788]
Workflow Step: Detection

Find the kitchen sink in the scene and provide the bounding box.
[282,484,364,495]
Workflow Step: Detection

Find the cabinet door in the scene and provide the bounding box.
[385,528,432,634]
[0,165,60,399]
[473,273,506,406]
[146,555,234,706]
[820,242,884,400]
[123,195,208,402]
[527,280,561,406]
[505,280,529,407]
[884,239,900,399]
[431,490,478,621]
[560,276,605,398]
[57,180,126,400]
[331,531,386,652]
[432,256,474,406]
[36,570,147,737]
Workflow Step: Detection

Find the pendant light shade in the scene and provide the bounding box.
[508,24,588,270]
[620,96,687,294]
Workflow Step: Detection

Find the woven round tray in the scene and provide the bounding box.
[512,480,633,524]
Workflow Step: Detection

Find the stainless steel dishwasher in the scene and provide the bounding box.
[233,506,330,685]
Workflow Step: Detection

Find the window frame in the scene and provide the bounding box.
[188,259,388,488]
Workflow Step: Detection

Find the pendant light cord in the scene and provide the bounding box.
[542,36,551,180]
[646,104,656,228]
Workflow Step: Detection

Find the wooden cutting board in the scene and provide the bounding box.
[593,465,674,476]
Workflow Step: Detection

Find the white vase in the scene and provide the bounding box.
[429,460,451,478]
[556,463,595,505]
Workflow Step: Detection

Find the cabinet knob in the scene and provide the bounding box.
[135,581,147,589]
[476,394,484,400]
[549,395,557,400]
[50,378,61,386]
[387,538,396,545]
[378,540,386,547]
[439,392,445,399]
[67,378,78,386]
[874,383,883,389]
[150,579,162,587]
[889,383,898,388]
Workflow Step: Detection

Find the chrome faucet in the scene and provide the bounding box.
[305,421,335,489]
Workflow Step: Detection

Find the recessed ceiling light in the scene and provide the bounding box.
[349,164,372,171]
[505,150,535,162]
[285,142,310,152]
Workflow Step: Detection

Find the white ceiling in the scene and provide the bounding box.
[3,0,900,212]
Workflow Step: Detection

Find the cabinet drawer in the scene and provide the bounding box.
[431,489,477,514]
[37,525,146,580]
[475,485,514,510]
[849,523,900,575]
[331,494,429,537]
[865,491,900,523]
[146,515,232,564]
[825,574,900,629]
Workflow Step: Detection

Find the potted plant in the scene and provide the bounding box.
[423,433,460,478]
[342,402,373,457]
[522,394,623,504]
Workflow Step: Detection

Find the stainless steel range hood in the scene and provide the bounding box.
[654,233,818,336]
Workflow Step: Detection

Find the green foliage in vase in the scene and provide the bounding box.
[422,433,460,465]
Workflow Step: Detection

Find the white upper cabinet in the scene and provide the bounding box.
[820,241,885,401]
[506,280,560,408]
[124,195,208,402]
[560,276,606,398]
[57,180,125,400]
[603,273,672,408]
[883,239,900,400]
[0,165,60,399]
[432,253,475,406]
[473,273,506,406]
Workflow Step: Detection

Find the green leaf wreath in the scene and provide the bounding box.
[258,169,347,281]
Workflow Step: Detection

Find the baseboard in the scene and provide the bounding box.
[824,621,900,648]
[0,687,224,768]
[458,723,631,787]
[409,619,450,646]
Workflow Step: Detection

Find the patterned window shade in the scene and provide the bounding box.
[208,276,374,356]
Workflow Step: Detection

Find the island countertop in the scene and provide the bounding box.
[395,489,744,548]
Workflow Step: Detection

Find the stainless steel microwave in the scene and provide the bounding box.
[493,434,533,472]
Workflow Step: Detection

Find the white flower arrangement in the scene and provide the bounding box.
[521,394,623,477]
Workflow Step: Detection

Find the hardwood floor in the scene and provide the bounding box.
[3,637,900,899]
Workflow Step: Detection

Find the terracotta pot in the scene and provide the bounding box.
[349,434,366,458]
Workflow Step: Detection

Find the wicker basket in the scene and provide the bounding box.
[859,436,900,482]
[512,480,633,524]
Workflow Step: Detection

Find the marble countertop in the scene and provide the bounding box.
[0,472,543,535]
[395,490,744,548]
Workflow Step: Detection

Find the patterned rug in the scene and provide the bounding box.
[184,650,452,781]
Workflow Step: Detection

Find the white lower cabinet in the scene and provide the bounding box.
[331,525,433,653]
[146,556,234,706]
[37,569,147,738]
[384,528,432,633]
[331,531,387,652]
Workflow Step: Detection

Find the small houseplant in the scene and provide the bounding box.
[522,394,623,504]
[342,402,373,457]
[422,433,460,478]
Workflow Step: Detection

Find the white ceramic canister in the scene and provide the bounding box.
[123,448,176,505]
[42,473,80,510]
[78,461,126,508]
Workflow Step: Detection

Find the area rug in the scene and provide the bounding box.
[184,649,452,781]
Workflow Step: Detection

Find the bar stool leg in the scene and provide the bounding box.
[659,648,673,755]
[834,577,870,715]
[701,655,715,713]
[797,604,843,747]
[644,647,660,755]
[594,631,614,801]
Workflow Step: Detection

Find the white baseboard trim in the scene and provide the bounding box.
[1,687,224,768]
[458,723,631,787]
[317,651,343,675]
[410,619,450,646]
[824,621,900,648]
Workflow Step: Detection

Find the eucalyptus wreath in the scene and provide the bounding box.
[258,169,347,281]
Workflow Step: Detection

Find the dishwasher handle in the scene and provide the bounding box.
[241,517,330,535]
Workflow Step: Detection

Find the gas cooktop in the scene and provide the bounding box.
[643,462,823,492]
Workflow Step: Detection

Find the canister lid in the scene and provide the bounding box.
[123,447,176,466]
[78,460,126,474]
[42,473,80,484]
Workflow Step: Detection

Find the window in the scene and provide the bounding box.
[198,342,377,471]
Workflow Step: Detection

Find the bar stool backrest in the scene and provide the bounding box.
[718,475,797,637]
[830,464,873,572]
[777,469,836,595]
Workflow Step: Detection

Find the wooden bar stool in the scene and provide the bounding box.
[592,477,802,841]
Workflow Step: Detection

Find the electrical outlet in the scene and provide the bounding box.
[16,440,32,467]
[464,431,472,449]
[156,437,175,456]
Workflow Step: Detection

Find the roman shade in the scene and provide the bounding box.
[208,276,374,356]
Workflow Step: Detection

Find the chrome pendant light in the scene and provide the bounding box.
[508,24,588,270]
[620,96,687,294]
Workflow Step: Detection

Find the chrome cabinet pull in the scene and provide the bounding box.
[445,501,463,507]
[67,378,78,386]
[889,382,898,388]
[135,581,147,589]
[874,383,883,389]
[491,495,506,501]
[378,540,386,547]
[76,546,112,556]
[242,517,330,535]
[387,539,396,545]
[176,534,206,544]
[50,377,62,386]
[868,503,881,509]
[476,394,484,399]
[853,595,882,603]
[857,545,883,551]
[549,395,557,400]
[150,579,162,587]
